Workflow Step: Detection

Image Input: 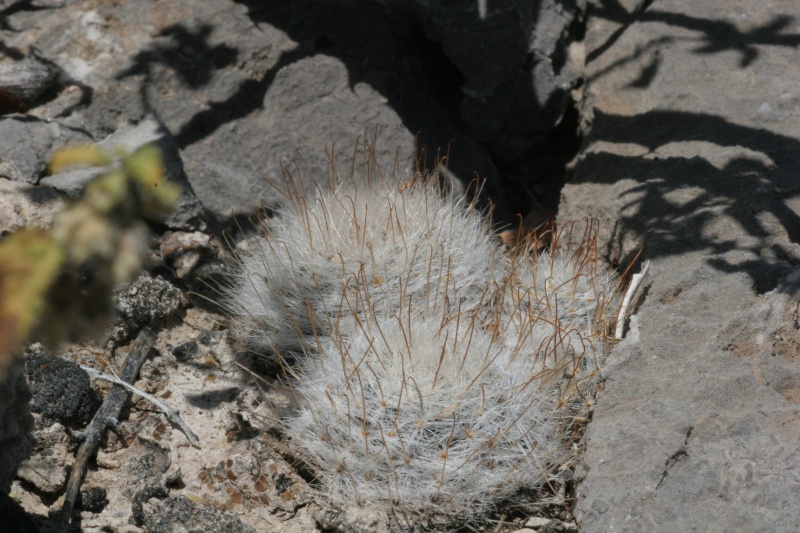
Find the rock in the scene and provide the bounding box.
[154,5,400,217]
[0,55,58,105]
[525,516,553,528]
[159,231,212,279]
[133,493,257,533]
[0,361,35,493]
[0,179,63,236]
[180,51,417,218]
[6,0,509,219]
[125,443,171,484]
[16,438,69,495]
[4,0,299,215]
[171,341,199,362]
[77,486,108,513]
[25,345,100,427]
[0,114,91,184]
[110,273,184,345]
[312,506,391,533]
[41,115,208,231]
[561,1,800,531]
[539,520,579,533]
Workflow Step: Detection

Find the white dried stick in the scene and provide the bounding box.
[80,364,201,449]
[615,260,651,340]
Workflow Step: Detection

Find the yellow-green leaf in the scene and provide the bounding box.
[47,145,111,174]
[125,145,181,217]
[0,230,64,371]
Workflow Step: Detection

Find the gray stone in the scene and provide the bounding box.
[41,115,208,231]
[180,53,416,216]
[0,54,58,105]
[560,1,800,531]
[0,114,91,184]
[5,0,509,219]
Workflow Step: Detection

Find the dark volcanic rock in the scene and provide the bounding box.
[25,345,100,428]
[111,273,184,345]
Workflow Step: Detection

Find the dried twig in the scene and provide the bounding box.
[615,260,651,339]
[58,327,157,532]
[80,365,200,448]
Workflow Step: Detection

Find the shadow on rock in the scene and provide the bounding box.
[572,109,800,291]
[588,0,800,68]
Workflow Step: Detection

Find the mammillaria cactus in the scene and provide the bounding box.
[225,171,618,523]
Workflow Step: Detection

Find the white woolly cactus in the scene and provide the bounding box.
[495,223,618,397]
[225,174,503,361]
[285,305,566,518]
[224,169,618,523]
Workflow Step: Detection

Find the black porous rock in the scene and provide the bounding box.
[133,492,256,533]
[77,486,109,513]
[110,273,184,345]
[25,345,100,428]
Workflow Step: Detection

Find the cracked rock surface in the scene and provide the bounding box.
[560,1,800,531]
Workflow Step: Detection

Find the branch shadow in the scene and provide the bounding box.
[588,0,800,77]
[117,24,237,90]
[574,109,800,291]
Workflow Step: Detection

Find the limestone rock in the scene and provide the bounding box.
[0,179,63,237]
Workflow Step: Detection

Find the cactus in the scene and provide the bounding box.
[225,170,618,522]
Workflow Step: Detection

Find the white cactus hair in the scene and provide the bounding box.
[225,161,502,362]
[223,146,619,524]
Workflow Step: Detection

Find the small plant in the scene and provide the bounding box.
[225,172,503,362]
[0,142,177,495]
[0,144,178,375]
[225,162,618,524]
